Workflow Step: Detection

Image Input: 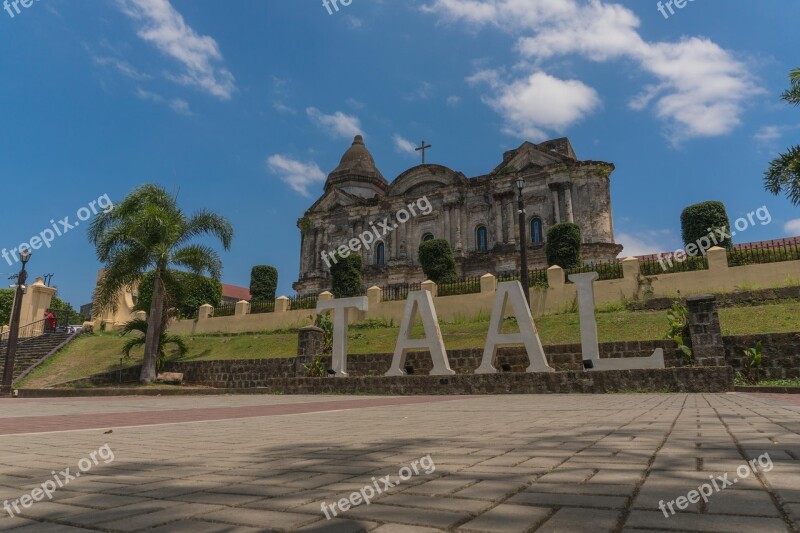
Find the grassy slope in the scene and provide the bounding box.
[18,301,800,389]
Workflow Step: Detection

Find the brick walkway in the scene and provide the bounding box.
[0,393,798,532]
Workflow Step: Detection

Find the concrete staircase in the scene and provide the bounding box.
[0,332,76,384]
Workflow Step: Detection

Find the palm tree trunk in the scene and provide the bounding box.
[140,274,164,383]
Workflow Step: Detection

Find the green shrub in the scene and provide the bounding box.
[0,288,14,326]
[49,296,84,325]
[418,239,458,284]
[680,201,733,252]
[330,253,362,298]
[545,223,582,268]
[250,265,278,301]
[137,270,223,318]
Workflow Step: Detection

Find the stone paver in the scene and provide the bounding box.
[0,393,797,531]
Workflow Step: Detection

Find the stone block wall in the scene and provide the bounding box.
[723,332,800,380]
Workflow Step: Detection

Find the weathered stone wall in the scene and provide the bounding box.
[628,286,800,312]
[190,367,734,395]
[723,332,800,380]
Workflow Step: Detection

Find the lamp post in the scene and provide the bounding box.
[515,177,530,305]
[2,250,31,394]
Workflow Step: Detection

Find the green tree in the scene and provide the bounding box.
[49,296,83,325]
[120,318,188,372]
[545,223,582,268]
[89,184,233,383]
[680,201,733,251]
[0,289,14,327]
[418,239,458,284]
[330,254,362,298]
[765,69,800,206]
[250,265,278,301]
[136,270,222,319]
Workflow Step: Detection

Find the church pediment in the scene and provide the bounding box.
[492,139,576,175]
[388,164,468,197]
[306,188,363,214]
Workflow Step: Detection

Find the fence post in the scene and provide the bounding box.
[480,273,497,293]
[275,296,289,313]
[367,285,382,306]
[707,246,729,272]
[296,326,325,376]
[234,300,250,316]
[621,257,640,279]
[319,291,334,302]
[547,266,565,290]
[420,280,438,297]
[198,304,213,320]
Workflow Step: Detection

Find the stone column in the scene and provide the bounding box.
[564,185,575,224]
[493,196,503,245]
[551,188,561,224]
[444,205,452,245]
[507,195,517,245]
[454,204,463,254]
[685,295,725,366]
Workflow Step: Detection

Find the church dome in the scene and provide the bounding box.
[325,135,388,198]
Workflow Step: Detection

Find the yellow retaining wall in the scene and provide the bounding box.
[167,247,800,336]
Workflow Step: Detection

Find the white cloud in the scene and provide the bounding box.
[423,0,759,139]
[393,134,418,156]
[117,0,236,100]
[267,155,326,197]
[754,126,783,144]
[93,56,150,80]
[135,87,192,115]
[472,71,600,139]
[615,229,678,257]
[405,81,434,102]
[446,95,461,106]
[785,219,800,236]
[306,107,363,139]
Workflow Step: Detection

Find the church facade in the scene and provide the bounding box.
[293,135,623,295]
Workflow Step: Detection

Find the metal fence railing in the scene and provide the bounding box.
[289,294,318,310]
[728,240,800,267]
[212,302,236,317]
[639,254,709,276]
[564,261,624,282]
[437,277,481,297]
[379,283,422,302]
[497,268,550,289]
[249,300,275,315]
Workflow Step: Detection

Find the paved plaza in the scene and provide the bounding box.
[0,393,798,532]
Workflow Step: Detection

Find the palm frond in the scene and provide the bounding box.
[764,145,800,206]
[170,245,223,279]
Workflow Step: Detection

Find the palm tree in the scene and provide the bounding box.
[89,184,233,383]
[765,69,800,207]
[120,318,188,372]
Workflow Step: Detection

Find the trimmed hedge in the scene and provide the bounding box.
[545,223,582,269]
[0,288,14,327]
[250,265,278,301]
[418,239,458,284]
[330,253,363,298]
[137,270,223,319]
[680,201,733,252]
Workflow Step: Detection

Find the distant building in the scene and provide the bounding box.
[79,303,93,321]
[221,284,251,304]
[294,135,622,294]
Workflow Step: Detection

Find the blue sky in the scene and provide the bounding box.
[1,0,798,308]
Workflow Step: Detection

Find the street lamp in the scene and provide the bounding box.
[515,177,531,305]
[2,250,32,394]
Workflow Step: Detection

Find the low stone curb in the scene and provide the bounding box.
[734,385,800,394]
[17,366,733,397]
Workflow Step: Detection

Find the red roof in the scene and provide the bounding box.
[221,284,252,301]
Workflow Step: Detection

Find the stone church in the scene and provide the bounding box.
[293,135,623,295]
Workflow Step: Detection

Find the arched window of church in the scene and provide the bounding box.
[476,226,488,251]
[422,232,434,242]
[531,218,544,244]
[376,242,385,265]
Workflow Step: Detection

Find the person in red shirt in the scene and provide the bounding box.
[44,310,57,333]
